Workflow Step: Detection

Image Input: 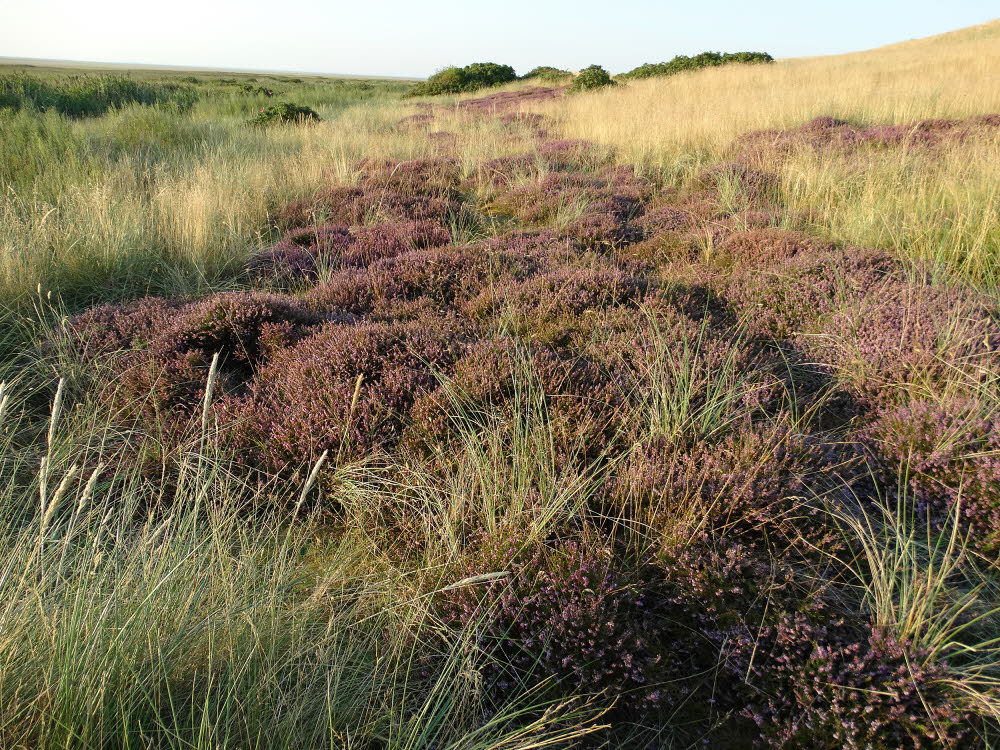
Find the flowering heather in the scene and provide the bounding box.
[473,141,605,191]
[366,244,548,310]
[486,167,651,249]
[454,85,564,113]
[497,111,546,130]
[725,245,900,338]
[859,397,1000,553]
[301,270,376,318]
[408,338,624,465]
[68,292,317,440]
[246,224,353,283]
[356,157,463,201]
[475,153,541,189]
[635,204,696,236]
[732,614,970,748]
[347,220,451,264]
[248,221,451,284]
[715,227,831,270]
[733,113,1000,165]
[805,280,1000,403]
[228,320,461,473]
[438,539,674,710]
[122,292,317,416]
[396,112,434,129]
[66,296,181,361]
[463,265,649,345]
[274,184,459,230]
[614,421,842,544]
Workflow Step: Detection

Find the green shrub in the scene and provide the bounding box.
[248,103,321,126]
[0,73,197,118]
[405,62,517,97]
[621,51,773,80]
[568,65,617,93]
[521,66,573,81]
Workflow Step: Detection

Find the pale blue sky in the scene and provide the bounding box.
[0,0,996,78]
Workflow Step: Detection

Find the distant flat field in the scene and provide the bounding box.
[0,56,422,81]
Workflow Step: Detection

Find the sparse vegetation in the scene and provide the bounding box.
[2,20,1000,748]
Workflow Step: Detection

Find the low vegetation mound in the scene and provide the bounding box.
[521,66,573,81]
[568,64,617,92]
[247,102,321,125]
[621,50,774,80]
[405,62,517,97]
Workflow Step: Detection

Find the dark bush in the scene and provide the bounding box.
[405,62,517,97]
[621,51,774,80]
[568,65,617,93]
[520,66,572,81]
[248,103,320,126]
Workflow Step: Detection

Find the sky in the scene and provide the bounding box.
[0,0,997,78]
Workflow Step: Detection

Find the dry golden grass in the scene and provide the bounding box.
[542,20,1000,171]
[528,20,1000,285]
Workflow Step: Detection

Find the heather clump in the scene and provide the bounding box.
[464,265,649,345]
[858,398,1000,553]
[455,86,564,113]
[66,296,181,361]
[725,245,900,337]
[714,227,831,270]
[274,184,459,230]
[486,167,650,248]
[732,614,971,749]
[408,338,624,465]
[438,538,675,711]
[66,292,318,440]
[366,243,547,310]
[733,112,1000,165]
[227,321,461,473]
[697,161,780,207]
[247,221,451,285]
[247,224,354,284]
[356,157,463,201]
[158,292,317,374]
[805,281,1000,403]
[614,420,842,544]
[472,141,602,190]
